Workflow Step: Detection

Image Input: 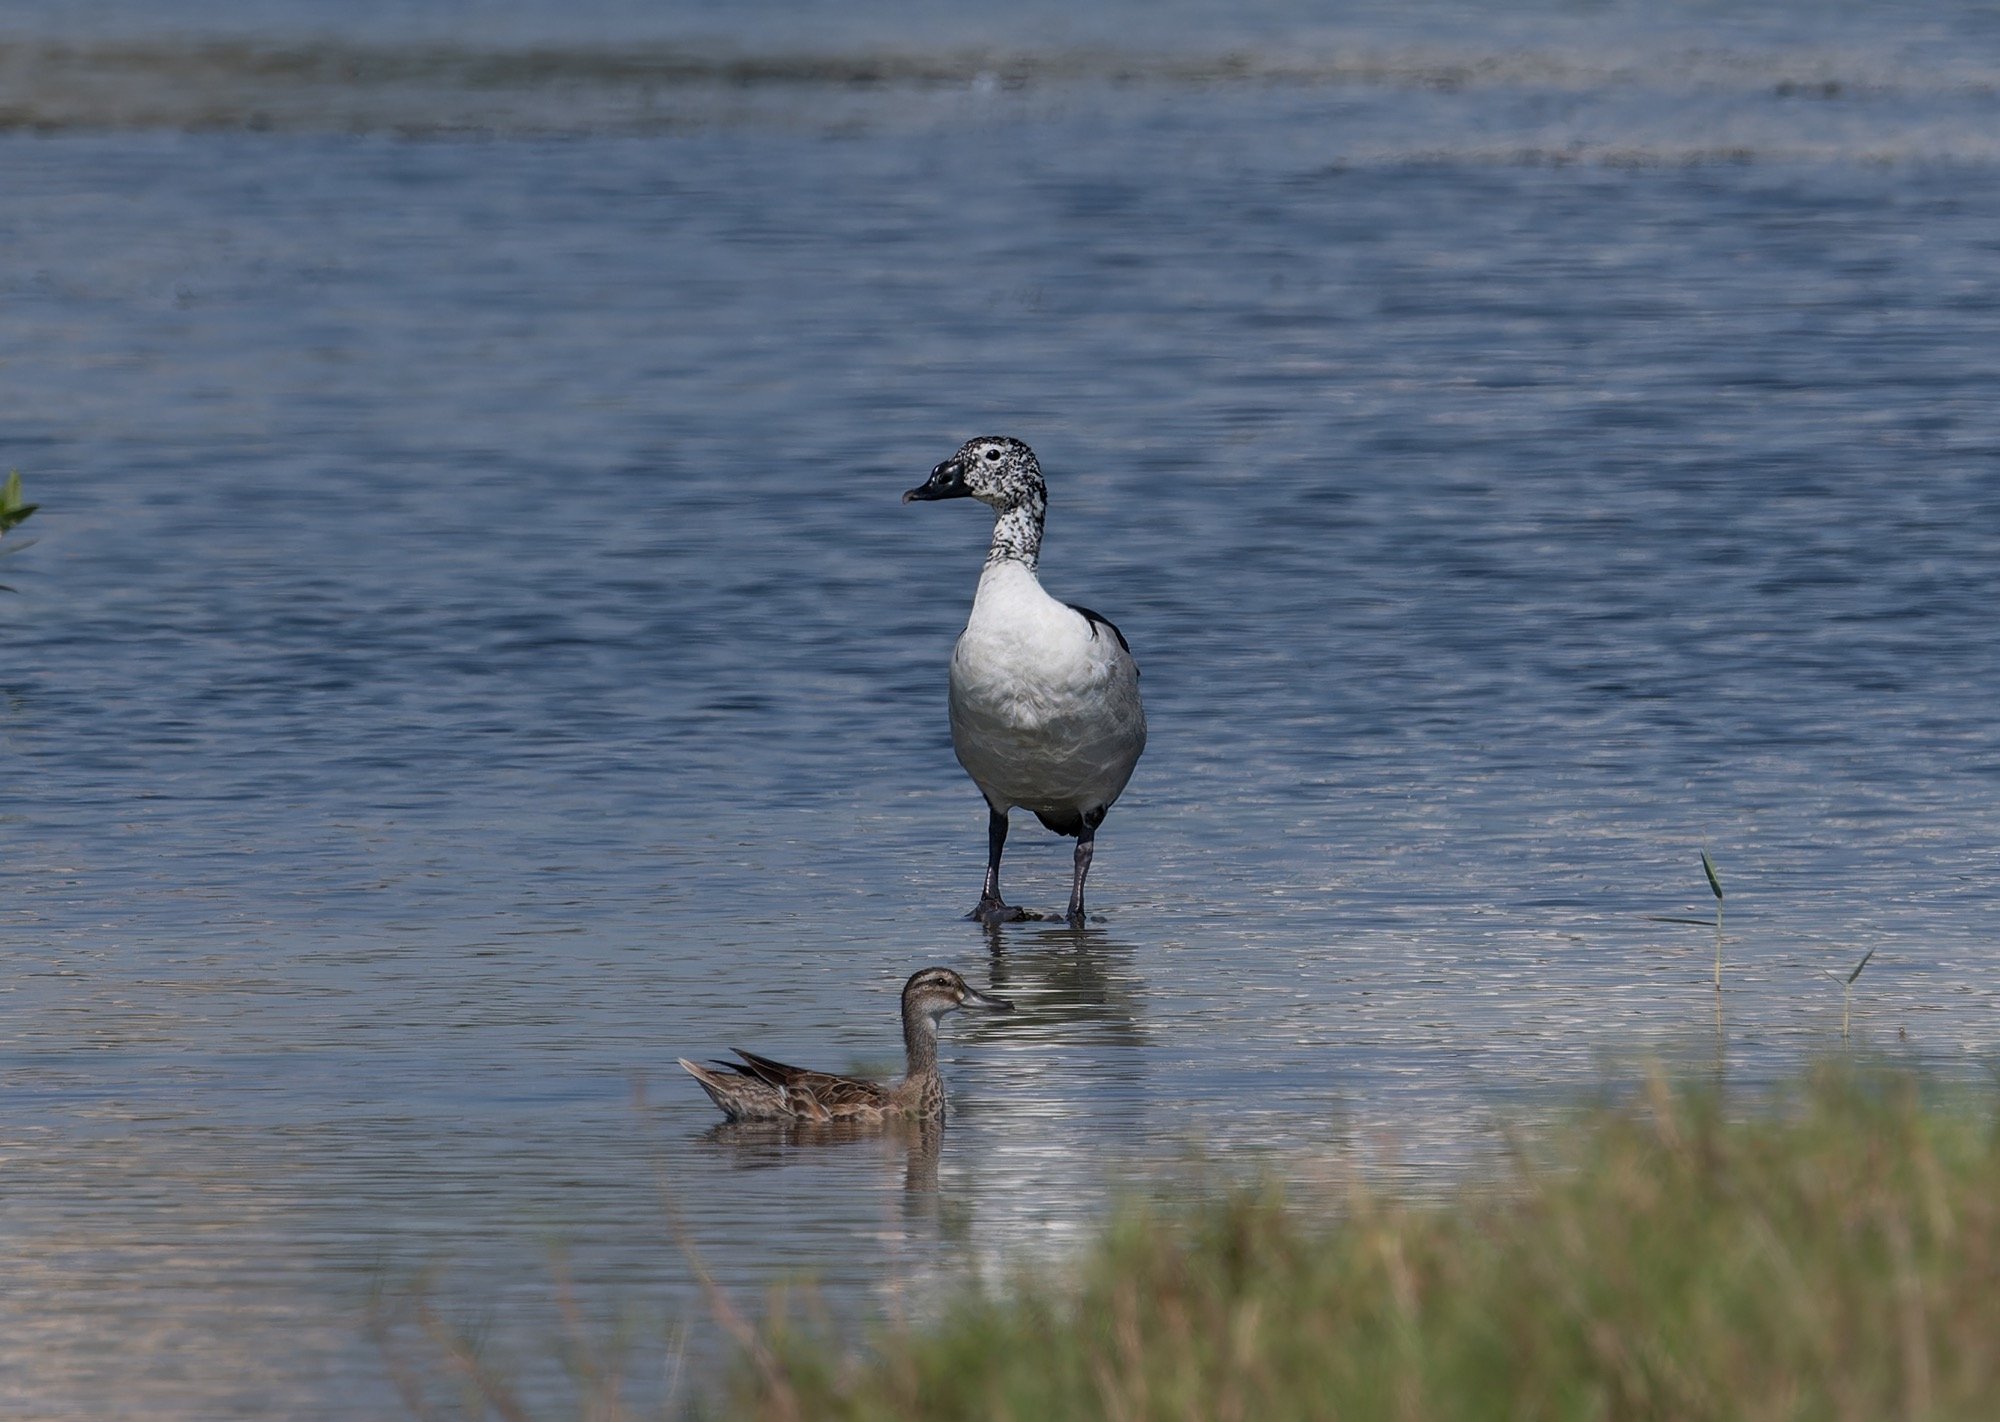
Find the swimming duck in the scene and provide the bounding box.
[905,437,1147,925]
[678,967,1014,1123]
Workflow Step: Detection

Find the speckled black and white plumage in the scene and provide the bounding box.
[904,437,1148,925]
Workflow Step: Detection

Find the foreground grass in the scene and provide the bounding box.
[734,1069,2000,1421]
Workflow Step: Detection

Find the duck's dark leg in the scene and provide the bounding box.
[970,806,1030,924]
[1066,821,1098,925]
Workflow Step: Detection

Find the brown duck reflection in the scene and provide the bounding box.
[699,1117,948,1223]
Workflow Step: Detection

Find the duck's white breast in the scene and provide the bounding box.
[947,563,1146,816]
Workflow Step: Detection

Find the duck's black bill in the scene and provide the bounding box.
[903,458,970,503]
[962,985,1015,1012]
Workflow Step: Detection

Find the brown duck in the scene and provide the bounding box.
[678,967,1014,1124]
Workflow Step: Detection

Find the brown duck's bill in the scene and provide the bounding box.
[962,985,1015,1012]
[903,458,970,503]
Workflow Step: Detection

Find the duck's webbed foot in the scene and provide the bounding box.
[968,897,1037,924]
[971,807,1042,923]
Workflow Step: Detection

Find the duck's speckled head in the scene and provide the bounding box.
[904,437,1046,512]
[902,966,1014,1021]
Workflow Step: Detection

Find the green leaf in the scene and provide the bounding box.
[1845,947,1876,985]
[0,470,36,534]
[1700,848,1723,902]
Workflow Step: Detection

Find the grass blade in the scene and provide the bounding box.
[0,469,36,534]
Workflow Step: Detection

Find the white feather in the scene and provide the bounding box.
[948,561,1147,823]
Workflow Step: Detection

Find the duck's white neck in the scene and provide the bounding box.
[985,497,1045,572]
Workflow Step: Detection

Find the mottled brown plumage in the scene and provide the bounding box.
[678,968,1013,1124]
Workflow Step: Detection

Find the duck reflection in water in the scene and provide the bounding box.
[980,920,1147,1050]
[701,1117,945,1201]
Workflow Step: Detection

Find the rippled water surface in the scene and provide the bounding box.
[6,0,2000,1414]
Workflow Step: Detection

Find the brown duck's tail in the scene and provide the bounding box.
[677,1057,741,1117]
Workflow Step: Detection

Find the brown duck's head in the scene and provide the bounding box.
[902,966,1014,1022]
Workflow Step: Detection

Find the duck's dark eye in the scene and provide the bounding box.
[984,449,1001,462]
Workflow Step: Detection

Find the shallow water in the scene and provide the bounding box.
[6,0,2000,1415]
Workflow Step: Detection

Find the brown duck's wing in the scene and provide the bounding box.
[725,1048,815,1087]
[728,1049,896,1121]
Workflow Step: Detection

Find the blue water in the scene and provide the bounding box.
[6,1,2000,1414]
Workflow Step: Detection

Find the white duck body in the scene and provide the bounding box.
[905,435,1147,923]
[949,560,1146,834]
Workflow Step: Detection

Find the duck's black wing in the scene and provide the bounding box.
[1066,602,1133,657]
